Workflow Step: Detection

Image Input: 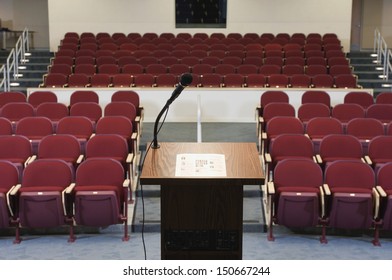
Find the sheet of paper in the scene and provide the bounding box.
[175,153,227,177]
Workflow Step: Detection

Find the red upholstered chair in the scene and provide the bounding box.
[39,73,68,88]
[267,158,324,241]
[0,102,35,127]
[311,74,334,88]
[297,103,331,127]
[15,116,54,154]
[36,102,69,130]
[331,103,366,127]
[375,162,392,242]
[366,104,392,124]
[27,91,57,108]
[375,92,392,104]
[264,134,315,182]
[346,117,385,154]
[318,134,364,167]
[305,117,344,153]
[37,134,83,171]
[301,90,331,108]
[69,90,99,106]
[0,91,27,107]
[56,116,94,153]
[0,160,20,229]
[289,74,312,88]
[69,158,130,241]
[11,159,74,243]
[244,74,267,87]
[67,74,91,87]
[69,102,102,129]
[322,160,378,245]
[0,117,13,135]
[344,91,374,109]
[0,135,33,179]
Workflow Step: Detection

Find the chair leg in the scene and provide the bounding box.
[13,224,21,244]
[319,223,328,244]
[267,197,275,241]
[122,218,130,241]
[68,223,76,243]
[372,220,382,246]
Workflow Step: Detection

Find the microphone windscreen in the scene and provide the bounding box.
[179,73,193,86]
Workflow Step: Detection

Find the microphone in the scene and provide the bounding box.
[165,73,193,106]
[152,73,193,149]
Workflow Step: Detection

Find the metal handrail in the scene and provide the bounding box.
[373,28,392,80]
[0,28,30,92]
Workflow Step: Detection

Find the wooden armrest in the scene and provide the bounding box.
[373,187,380,219]
[64,183,76,194]
[123,179,130,188]
[376,185,387,197]
[77,154,84,164]
[126,153,134,164]
[6,184,21,217]
[364,155,372,165]
[28,155,37,165]
[267,181,275,195]
[319,186,325,217]
[261,132,267,140]
[323,184,331,196]
[315,154,322,164]
[131,132,137,140]
[264,153,272,163]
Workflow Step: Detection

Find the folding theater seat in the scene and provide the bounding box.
[35,102,69,130]
[10,159,74,243]
[27,91,57,108]
[69,102,103,129]
[331,103,366,127]
[266,158,324,241]
[111,90,144,126]
[264,133,315,182]
[36,134,84,171]
[375,162,392,244]
[322,160,379,245]
[301,90,331,108]
[344,91,374,109]
[297,103,331,128]
[345,117,385,155]
[56,116,95,153]
[14,116,54,154]
[305,117,344,154]
[366,104,392,125]
[260,116,304,156]
[67,158,130,242]
[318,134,364,169]
[365,135,392,173]
[258,102,295,138]
[0,117,13,135]
[69,90,99,106]
[0,135,33,179]
[0,160,20,230]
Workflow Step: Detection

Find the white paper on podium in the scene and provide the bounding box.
[175,153,227,177]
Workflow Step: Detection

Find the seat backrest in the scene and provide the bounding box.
[0,160,19,190]
[376,162,392,192]
[274,158,323,189]
[0,135,32,161]
[346,117,385,139]
[104,101,137,123]
[70,90,99,106]
[69,102,102,123]
[375,92,392,104]
[15,116,54,138]
[27,91,58,108]
[297,103,331,122]
[22,159,73,188]
[266,116,304,137]
[95,116,133,139]
[0,91,27,107]
[262,102,296,123]
[324,160,375,191]
[319,134,363,161]
[0,102,35,122]
[56,116,94,138]
[331,103,365,123]
[366,104,392,124]
[367,135,392,162]
[85,134,129,161]
[38,134,81,162]
[260,91,289,109]
[75,158,124,188]
[301,90,331,107]
[36,102,69,121]
[269,134,314,160]
[344,91,374,109]
[306,117,344,137]
[0,117,13,135]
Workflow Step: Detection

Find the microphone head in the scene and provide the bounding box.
[179,73,193,87]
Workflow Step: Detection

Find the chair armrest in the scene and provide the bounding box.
[27,155,37,165]
[264,153,272,163]
[323,184,331,196]
[373,187,380,219]
[123,179,131,188]
[319,186,325,217]
[261,132,267,140]
[315,154,323,164]
[376,185,387,197]
[364,155,372,165]
[77,154,84,164]
[126,153,134,164]
[62,183,76,216]
[267,181,275,195]
[6,184,21,217]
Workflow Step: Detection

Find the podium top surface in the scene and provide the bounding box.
[140,142,264,185]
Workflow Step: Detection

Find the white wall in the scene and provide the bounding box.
[48,0,353,51]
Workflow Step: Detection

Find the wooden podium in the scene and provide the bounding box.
[140,142,264,260]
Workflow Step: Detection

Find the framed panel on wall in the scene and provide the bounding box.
[175,0,227,28]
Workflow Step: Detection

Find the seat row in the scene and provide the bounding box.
[0,157,131,243]
[40,72,360,89]
[61,31,341,48]
[266,157,392,246]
